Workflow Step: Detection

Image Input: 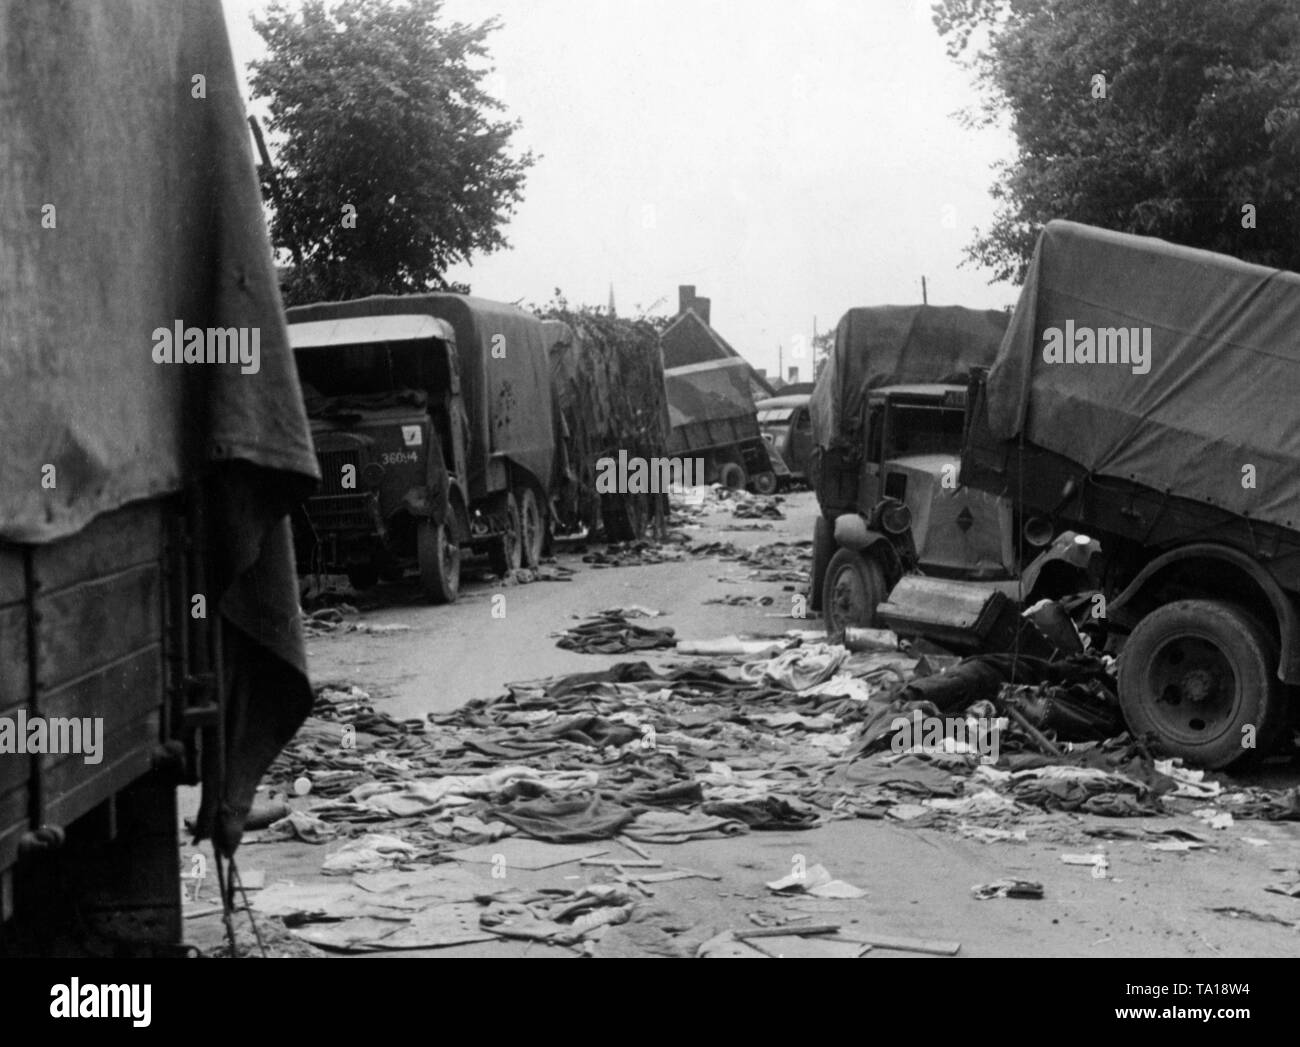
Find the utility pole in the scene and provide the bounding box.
[921,275,928,305]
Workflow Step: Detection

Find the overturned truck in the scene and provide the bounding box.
[963,220,1300,768]
[665,358,776,493]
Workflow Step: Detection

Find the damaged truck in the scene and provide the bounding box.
[811,305,1005,624]
[543,312,672,542]
[665,358,778,493]
[287,295,558,602]
[962,220,1300,768]
[809,303,1097,650]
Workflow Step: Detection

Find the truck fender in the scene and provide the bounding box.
[1110,542,1300,682]
[832,514,903,585]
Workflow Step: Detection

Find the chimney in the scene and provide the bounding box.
[677,284,712,326]
[787,366,799,383]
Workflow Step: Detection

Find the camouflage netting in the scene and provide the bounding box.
[540,311,671,529]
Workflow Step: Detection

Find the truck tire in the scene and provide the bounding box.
[750,471,778,495]
[823,548,886,635]
[810,514,834,612]
[488,492,522,576]
[516,486,545,568]
[1118,599,1286,769]
[417,518,460,604]
[718,462,747,490]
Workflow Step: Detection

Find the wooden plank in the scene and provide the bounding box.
[734,924,841,940]
[0,547,24,607]
[40,712,158,831]
[0,603,29,713]
[0,735,31,795]
[30,500,164,593]
[35,563,160,691]
[38,645,162,729]
[0,785,29,874]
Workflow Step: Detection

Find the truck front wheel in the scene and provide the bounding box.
[823,548,886,635]
[418,519,460,604]
[1118,599,1285,769]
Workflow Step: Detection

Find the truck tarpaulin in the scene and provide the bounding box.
[289,295,556,501]
[810,305,1008,450]
[983,220,1300,532]
[665,358,759,428]
[1,0,321,853]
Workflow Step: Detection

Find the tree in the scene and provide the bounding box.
[933,0,1300,282]
[249,0,535,304]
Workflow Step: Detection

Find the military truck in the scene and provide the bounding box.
[665,358,777,493]
[287,295,558,601]
[1,2,318,955]
[756,392,814,487]
[807,302,1098,648]
[963,221,1300,768]
[543,313,672,542]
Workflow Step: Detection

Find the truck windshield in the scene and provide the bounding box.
[758,408,795,423]
[885,404,965,458]
[293,339,450,399]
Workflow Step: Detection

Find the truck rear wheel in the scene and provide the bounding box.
[718,462,747,490]
[823,548,886,634]
[487,492,522,576]
[1118,599,1285,769]
[516,486,545,568]
[750,471,777,495]
[417,518,460,604]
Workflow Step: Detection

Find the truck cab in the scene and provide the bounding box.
[289,314,467,603]
[756,393,814,486]
[816,383,1020,635]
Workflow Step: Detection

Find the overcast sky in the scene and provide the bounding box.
[223,0,1018,380]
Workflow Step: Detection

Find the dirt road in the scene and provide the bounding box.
[185,490,1300,958]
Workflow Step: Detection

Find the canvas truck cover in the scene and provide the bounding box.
[810,305,1008,451]
[665,358,759,429]
[288,295,556,501]
[1,0,321,852]
[982,220,1300,532]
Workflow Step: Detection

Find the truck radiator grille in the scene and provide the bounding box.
[304,493,376,533]
[316,448,363,496]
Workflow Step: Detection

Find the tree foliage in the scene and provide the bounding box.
[933,0,1300,282]
[249,0,535,304]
